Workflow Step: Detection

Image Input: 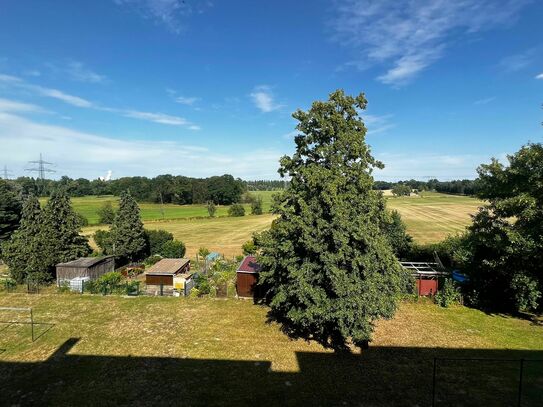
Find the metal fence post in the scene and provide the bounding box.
[517,358,524,407]
[30,308,34,342]
[432,357,437,407]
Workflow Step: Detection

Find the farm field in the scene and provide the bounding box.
[79,191,481,257]
[0,294,541,406]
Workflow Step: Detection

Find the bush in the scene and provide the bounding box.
[198,247,210,258]
[161,240,186,258]
[228,203,245,217]
[510,274,541,313]
[242,240,257,255]
[97,201,115,224]
[251,197,263,215]
[195,274,211,295]
[145,229,174,256]
[144,254,162,266]
[435,279,460,308]
[76,212,89,227]
[207,201,216,217]
[189,287,201,298]
[94,271,123,295]
[57,281,71,293]
[2,278,16,292]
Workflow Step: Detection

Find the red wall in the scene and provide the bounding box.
[416,279,439,296]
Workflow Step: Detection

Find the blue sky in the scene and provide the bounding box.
[0,0,542,181]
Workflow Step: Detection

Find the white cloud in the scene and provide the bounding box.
[250,85,283,113]
[0,112,283,179]
[362,113,395,135]
[332,0,530,85]
[474,97,496,105]
[113,0,212,33]
[498,49,537,73]
[0,74,199,128]
[174,96,199,105]
[66,61,107,83]
[0,98,44,113]
[536,72,543,80]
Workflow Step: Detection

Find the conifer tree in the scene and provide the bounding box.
[111,190,146,263]
[0,180,22,256]
[42,188,91,265]
[257,90,408,351]
[2,195,49,282]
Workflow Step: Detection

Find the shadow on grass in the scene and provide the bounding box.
[1,339,542,406]
[0,321,55,342]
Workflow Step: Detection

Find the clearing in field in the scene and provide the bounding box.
[0,293,541,406]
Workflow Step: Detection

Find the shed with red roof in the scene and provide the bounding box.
[236,255,261,298]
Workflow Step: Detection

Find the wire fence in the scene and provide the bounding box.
[432,357,543,406]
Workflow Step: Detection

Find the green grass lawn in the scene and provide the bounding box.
[40,190,277,225]
[0,294,541,406]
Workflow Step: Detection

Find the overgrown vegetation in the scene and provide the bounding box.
[228,203,245,217]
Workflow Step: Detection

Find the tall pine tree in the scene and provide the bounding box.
[111,190,146,263]
[257,90,408,351]
[2,195,49,282]
[0,180,22,256]
[42,188,91,265]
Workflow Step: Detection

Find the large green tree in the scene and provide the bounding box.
[0,180,22,256]
[457,143,543,313]
[42,188,91,265]
[111,190,146,263]
[2,196,50,282]
[257,90,408,351]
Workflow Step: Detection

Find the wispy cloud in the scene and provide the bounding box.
[362,113,395,135]
[66,61,107,83]
[498,48,537,73]
[113,0,212,33]
[250,85,283,113]
[0,98,44,113]
[332,0,530,85]
[0,111,281,179]
[0,74,199,129]
[174,96,200,105]
[474,97,496,105]
[536,72,543,80]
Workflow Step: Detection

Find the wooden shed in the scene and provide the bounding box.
[145,258,191,296]
[400,262,447,296]
[236,255,261,298]
[56,256,115,288]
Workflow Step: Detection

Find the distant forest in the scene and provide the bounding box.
[6,175,479,204]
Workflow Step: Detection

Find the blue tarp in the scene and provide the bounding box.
[452,270,469,283]
[206,252,221,262]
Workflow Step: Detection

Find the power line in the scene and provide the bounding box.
[26,153,56,180]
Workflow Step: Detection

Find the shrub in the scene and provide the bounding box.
[242,240,257,255]
[198,247,210,258]
[206,201,216,217]
[161,240,186,258]
[195,274,211,295]
[2,278,16,292]
[435,279,460,308]
[228,204,245,217]
[57,281,71,293]
[144,254,162,266]
[94,271,123,295]
[510,274,541,313]
[97,201,116,224]
[145,229,174,256]
[76,212,89,227]
[189,287,200,298]
[251,197,263,215]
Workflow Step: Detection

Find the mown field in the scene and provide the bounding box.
[0,294,541,406]
[77,191,481,257]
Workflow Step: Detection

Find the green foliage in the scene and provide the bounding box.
[251,197,263,215]
[144,254,163,266]
[160,240,186,258]
[0,180,22,257]
[257,90,407,351]
[381,209,412,259]
[94,229,113,255]
[188,287,201,298]
[97,201,116,224]
[206,201,216,217]
[93,271,123,295]
[111,190,146,263]
[76,212,89,227]
[145,229,174,256]
[242,240,257,255]
[42,188,91,266]
[198,247,210,258]
[228,203,245,217]
[435,279,460,308]
[2,278,16,292]
[392,184,411,197]
[2,196,54,282]
[195,274,211,295]
[458,144,543,313]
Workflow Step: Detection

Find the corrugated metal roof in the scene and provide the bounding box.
[237,255,260,273]
[146,258,190,275]
[56,256,113,268]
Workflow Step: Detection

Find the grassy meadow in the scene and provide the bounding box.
[0,294,541,406]
[75,190,481,257]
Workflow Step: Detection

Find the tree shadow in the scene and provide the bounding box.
[1,338,542,406]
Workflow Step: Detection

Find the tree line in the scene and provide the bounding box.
[374,179,480,195]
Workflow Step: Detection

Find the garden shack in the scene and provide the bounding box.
[145,258,191,296]
[236,255,261,299]
[400,261,448,296]
[56,256,115,292]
